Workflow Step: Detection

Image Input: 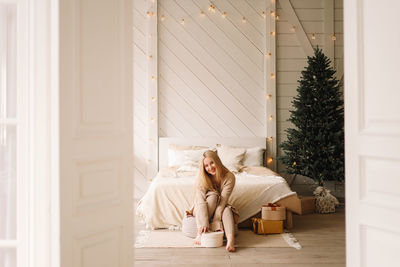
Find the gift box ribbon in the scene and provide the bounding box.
[251,218,265,234]
[262,203,280,211]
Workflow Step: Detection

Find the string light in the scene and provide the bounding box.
[242,17,247,23]
[311,33,316,40]
[261,11,266,18]
[266,94,272,99]
[332,34,336,41]
[151,75,156,80]
[181,18,185,25]
[276,15,280,20]
[151,12,155,17]
[267,157,273,164]
[149,33,152,38]
[200,11,205,16]
[270,31,275,36]
[266,52,271,58]
[270,10,275,17]
[146,159,151,164]
[269,115,273,120]
[268,136,273,141]
[291,26,296,32]
[270,73,275,79]
[150,117,155,123]
[221,12,227,18]
[160,15,165,21]
[151,97,156,102]
[293,161,297,166]
[148,55,153,59]
[208,5,216,13]
[149,138,153,144]
[146,11,151,18]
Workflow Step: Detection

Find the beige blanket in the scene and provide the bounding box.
[136,168,295,229]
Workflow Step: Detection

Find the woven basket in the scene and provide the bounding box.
[182,215,197,238]
[201,231,224,247]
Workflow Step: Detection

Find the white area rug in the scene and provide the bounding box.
[135,229,301,249]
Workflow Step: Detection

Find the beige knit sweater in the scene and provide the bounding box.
[194,172,236,231]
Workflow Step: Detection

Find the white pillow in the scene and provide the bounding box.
[243,147,265,167]
[175,149,204,172]
[216,145,246,172]
[167,149,186,167]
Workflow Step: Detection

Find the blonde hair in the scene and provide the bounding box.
[196,150,230,193]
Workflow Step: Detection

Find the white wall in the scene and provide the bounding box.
[133,0,344,198]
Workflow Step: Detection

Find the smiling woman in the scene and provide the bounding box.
[191,150,238,252]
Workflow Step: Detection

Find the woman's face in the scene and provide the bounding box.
[203,156,217,176]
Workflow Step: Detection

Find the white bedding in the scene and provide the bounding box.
[136,171,296,229]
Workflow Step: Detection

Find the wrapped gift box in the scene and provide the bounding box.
[252,218,283,234]
[298,196,316,215]
[261,203,286,220]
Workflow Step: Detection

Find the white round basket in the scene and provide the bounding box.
[201,231,224,248]
[182,215,197,239]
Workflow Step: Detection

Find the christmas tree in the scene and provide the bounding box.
[278,48,344,185]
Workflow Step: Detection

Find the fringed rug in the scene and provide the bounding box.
[135,229,301,249]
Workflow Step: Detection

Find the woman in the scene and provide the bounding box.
[193,150,238,252]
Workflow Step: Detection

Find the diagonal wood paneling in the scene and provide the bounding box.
[159,0,266,137]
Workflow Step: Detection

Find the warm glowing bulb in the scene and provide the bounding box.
[269,136,273,141]
[160,15,165,21]
[146,11,151,17]
[148,55,152,59]
[276,15,280,20]
[242,17,247,23]
[208,5,212,11]
[291,26,296,32]
[151,75,156,81]
[261,11,266,18]
[181,18,185,25]
[222,12,227,18]
[149,34,152,38]
[269,115,273,120]
[149,138,153,143]
[146,159,151,164]
[266,94,272,99]
[151,97,156,102]
[311,33,316,40]
[332,34,336,41]
[270,73,275,79]
[293,161,297,165]
[266,52,271,58]
[270,10,275,17]
[270,31,275,36]
[150,117,155,122]
[267,158,273,163]
[151,12,155,16]
[200,11,205,16]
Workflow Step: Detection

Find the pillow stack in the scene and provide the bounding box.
[216,144,265,172]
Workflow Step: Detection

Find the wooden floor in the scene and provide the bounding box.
[134,207,346,267]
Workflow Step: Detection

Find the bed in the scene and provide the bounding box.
[136,137,301,230]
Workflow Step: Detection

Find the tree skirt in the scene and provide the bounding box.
[135,229,301,250]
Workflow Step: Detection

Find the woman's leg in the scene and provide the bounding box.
[222,207,235,252]
[206,193,218,218]
[194,192,218,245]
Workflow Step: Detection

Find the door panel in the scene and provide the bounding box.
[60,0,134,266]
[345,0,400,266]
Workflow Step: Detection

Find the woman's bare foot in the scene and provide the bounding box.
[226,238,235,252]
[194,234,201,245]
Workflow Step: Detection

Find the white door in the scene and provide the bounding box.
[345,1,400,266]
[59,0,134,266]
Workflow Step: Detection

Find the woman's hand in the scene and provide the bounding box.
[198,226,208,234]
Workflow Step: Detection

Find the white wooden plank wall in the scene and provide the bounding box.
[276,0,343,173]
[158,0,266,138]
[133,0,344,198]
